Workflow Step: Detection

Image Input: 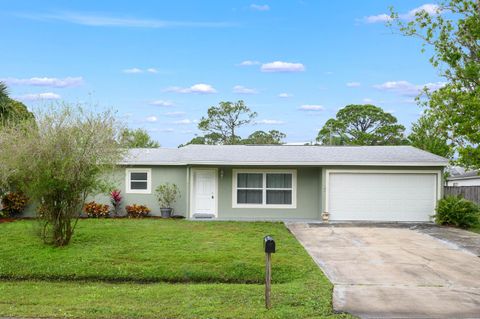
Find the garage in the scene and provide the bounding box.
[327,170,440,221]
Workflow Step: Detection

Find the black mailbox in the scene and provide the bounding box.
[264,236,276,253]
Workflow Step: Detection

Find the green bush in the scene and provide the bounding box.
[434,195,480,229]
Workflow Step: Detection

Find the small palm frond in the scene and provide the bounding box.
[0,81,8,98]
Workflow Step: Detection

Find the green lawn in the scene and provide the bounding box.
[0,219,353,319]
[469,225,480,234]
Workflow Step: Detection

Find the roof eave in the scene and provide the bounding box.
[119,161,448,167]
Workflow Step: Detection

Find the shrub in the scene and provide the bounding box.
[434,195,480,229]
[1,192,28,217]
[84,201,110,218]
[155,183,180,209]
[125,204,150,218]
[0,106,126,246]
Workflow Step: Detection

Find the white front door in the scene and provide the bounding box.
[192,169,217,217]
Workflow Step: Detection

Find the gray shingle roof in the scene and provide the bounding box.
[446,166,479,180]
[121,145,448,166]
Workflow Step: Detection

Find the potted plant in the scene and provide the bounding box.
[155,183,180,218]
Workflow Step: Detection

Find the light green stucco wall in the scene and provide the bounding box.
[22,166,188,217]
[20,164,444,220]
[92,166,189,217]
[213,166,322,220]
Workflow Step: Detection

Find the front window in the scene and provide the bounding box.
[126,168,151,194]
[233,170,296,208]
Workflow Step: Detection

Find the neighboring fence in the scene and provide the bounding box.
[444,186,480,204]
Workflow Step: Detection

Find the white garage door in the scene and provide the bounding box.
[328,172,438,221]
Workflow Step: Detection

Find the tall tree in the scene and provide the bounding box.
[178,133,223,147]
[0,106,125,246]
[390,0,480,168]
[408,114,453,158]
[316,104,407,145]
[242,130,286,145]
[198,100,257,145]
[120,128,160,148]
[0,81,34,125]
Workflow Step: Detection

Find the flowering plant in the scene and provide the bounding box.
[84,201,110,218]
[125,204,150,218]
[110,189,123,216]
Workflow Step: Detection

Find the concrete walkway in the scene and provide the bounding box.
[287,223,480,319]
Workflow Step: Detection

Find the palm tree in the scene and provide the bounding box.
[0,81,8,99]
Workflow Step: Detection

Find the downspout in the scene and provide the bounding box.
[186,165,190,219]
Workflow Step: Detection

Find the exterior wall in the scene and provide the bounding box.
[93,166,188,217]
[212,166,322,220]
[446,178,480,186]
[19,164,445,220]
[21,166,188,218]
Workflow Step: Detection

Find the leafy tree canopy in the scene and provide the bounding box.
[120,128,160,148]
[242,130,286,145]
[198,100,257,145]
[390,0,480,168]
[316,104,407,145]
[408,114,453,158]
[0,82,34,125]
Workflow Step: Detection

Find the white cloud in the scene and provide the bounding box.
[149,127,174,133]
[174,119,193,125]
[164,111,186,117]
[149,100,174,107]
[261,61,305,73]
[16,92,61,101]
[298,104,324,111]
[238,60,261,66]
[255,119,284,125]
[123,68,143,74]
[404,4,441,19]
[146,115,158,122]
[250,4,270,11]
[364,3,441,24]
[233,85,258,94]
[20,12,234,28]
[1,76,83,88]
[373,80,446,96]
[346,82,361,88]
[164,83,217,94]
[364,13,392,23]
[123,67,158,74]
[278,93,292,98]
[363,98,374,104]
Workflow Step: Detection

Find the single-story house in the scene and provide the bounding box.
[85,144,447,222]
[446,166,480,186]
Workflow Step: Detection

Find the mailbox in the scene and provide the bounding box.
[264,236,276,253]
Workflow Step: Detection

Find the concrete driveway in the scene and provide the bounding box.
[287,223,480,319]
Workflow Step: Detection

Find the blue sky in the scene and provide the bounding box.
[0,1,445,146]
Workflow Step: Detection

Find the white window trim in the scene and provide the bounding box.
[126,168,152,194]
[232,169,297,209]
